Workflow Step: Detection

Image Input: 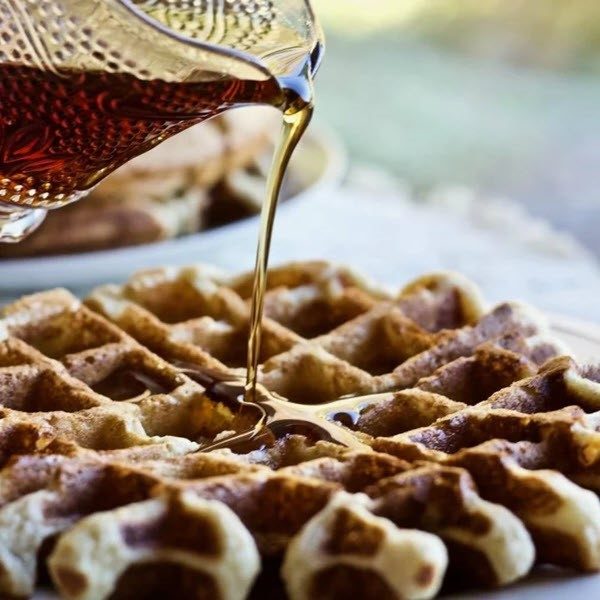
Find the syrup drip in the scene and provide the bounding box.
[164,59,360,453]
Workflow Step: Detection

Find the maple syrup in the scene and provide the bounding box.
[0,64,286,207]
[178,360,369,452]
[328,410,361,430]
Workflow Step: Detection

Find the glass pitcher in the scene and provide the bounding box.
[0,0,323,241]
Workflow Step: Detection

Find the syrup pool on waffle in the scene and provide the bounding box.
[175,360,370,452]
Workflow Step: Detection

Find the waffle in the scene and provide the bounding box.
[0,261,596,599]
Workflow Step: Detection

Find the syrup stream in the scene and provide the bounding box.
[245,79,314,403]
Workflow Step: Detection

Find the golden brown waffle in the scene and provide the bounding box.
[0,261,597,599]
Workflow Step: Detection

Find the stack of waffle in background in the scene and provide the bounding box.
[0,107,280,258]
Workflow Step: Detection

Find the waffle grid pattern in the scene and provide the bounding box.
[0,261,596,599]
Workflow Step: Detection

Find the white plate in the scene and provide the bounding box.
[0,126,346,295]
[30,572,600,600]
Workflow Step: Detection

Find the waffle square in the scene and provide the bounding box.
[0,261,596,599]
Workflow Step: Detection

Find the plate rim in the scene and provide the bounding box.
[549,312,600,348]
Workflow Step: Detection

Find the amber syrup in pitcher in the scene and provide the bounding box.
[0,64,287,207]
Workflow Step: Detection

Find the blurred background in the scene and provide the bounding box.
[313,0,600,256]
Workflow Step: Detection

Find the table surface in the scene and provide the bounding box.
[0,134,598,325]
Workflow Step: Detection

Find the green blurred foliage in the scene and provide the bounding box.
[310,0,600,254]
[314,0,600,72]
